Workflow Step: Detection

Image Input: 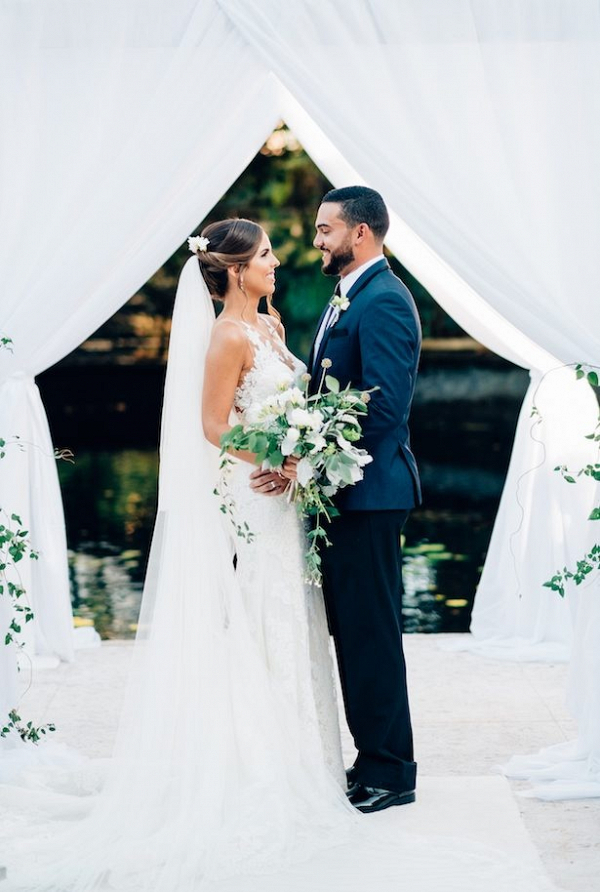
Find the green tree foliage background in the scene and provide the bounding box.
[79,124,464,366]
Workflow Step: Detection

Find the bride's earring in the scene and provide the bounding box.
[233,265,246,295]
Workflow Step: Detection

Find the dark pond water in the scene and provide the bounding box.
[44,360,530,638]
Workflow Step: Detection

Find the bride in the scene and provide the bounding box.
[1,218,356,891]
[1,218,559,892]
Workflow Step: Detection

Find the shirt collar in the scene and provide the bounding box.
[338,255,385,297]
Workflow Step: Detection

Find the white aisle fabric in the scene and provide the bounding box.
[0,640,560,892]
[0,777,560,892]
[503,590,600,800]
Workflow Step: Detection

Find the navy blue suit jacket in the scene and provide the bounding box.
[308,258,422,511]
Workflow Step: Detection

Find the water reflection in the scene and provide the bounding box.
[58,449,498,638]
[69,548,143,638]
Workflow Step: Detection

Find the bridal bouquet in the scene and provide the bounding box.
[219,361,375,585]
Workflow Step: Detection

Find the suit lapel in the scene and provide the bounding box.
[308,301,332,372]
[346,258,390,302]
[309,259,391,374]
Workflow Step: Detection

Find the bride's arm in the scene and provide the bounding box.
[202,323,287,498]
[202,323,256,464]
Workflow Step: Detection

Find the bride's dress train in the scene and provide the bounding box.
[0,260,559,891]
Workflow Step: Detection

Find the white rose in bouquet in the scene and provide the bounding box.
[286,407,313,428]
[281,427,301,455]
[219,365,378,585]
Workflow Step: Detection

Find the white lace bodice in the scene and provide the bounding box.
[221,318,345,790]
[233,320,306,421]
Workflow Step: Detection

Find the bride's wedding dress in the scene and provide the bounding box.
[0,258,356,890]
[226,319,347,786]
[0,259,560,892]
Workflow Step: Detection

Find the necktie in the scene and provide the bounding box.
[313,283,341,363]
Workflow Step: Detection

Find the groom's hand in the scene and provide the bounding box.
[281,457,299,480]
[249,467,288,497]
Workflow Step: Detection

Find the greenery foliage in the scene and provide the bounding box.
[543,366,599,598]
[0,343,57,743]
[219,366,374,585]
[73,124,464,367]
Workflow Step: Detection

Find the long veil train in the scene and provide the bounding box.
[1,257,353,890]
[0,258,560,892]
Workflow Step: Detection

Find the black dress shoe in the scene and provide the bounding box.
[345,765,358,788]
[347,783,416,813]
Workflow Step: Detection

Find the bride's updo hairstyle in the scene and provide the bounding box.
[190,217,281,323]
[193,218,261,298]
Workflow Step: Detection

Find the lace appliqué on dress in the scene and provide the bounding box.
[224,321,345,786]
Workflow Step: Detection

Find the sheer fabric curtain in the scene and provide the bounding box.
[220,0,600,795]
[0,0,277,704]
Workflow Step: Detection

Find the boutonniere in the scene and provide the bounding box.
[329,293,350,313]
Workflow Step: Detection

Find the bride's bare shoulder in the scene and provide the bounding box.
[211,317,247,343]
[206,318,249,361]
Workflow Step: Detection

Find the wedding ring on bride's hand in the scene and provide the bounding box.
[270,481,276,490]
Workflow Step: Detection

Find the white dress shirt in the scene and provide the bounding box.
[337,254,385,297]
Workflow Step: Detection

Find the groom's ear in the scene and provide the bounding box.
[354,223,370,244]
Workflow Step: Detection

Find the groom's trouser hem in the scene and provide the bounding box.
[321,508,416,794]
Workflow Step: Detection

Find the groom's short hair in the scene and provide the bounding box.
[321,186,389,241]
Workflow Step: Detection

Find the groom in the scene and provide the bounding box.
[308,186,421,813]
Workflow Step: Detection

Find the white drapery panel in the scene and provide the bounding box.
[0,0,278,698]
[221,0,600,365]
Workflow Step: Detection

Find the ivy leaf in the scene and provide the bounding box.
[588,507,600,521]
[587,371,599,387]
[267,449,284,468]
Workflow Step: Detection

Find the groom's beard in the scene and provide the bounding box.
[321,242,355,277]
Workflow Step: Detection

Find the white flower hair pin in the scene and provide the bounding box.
[188,235,210,255]
[329,293,350,313]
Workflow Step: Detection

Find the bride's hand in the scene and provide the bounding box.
[249,468,289,496]
[280,457,299,481]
